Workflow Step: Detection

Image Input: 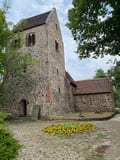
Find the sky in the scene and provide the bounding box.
[0,0,117,80]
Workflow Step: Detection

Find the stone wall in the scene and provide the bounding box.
[64,78,76,113]
[4,8,73,119]
[4,8,115,120]
[46,9,71,117]
[4,22,50,118]
[74,93,115,112]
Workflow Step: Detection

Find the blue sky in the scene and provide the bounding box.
[0,0,117,80]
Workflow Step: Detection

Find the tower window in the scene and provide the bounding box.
[55,40,59,52]
[26,33,35,46]
[56,24,58,29]
[13,39,20,48]
[23,65,27,73]
[57,69,59,75]
[58,88,60,94]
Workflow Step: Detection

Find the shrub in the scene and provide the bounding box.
[0,111,21,160]
[0,112,9,124]
[0,129,21,160]
[114,89,120,108]
[42,122,96,135]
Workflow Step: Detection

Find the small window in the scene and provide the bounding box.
[56,24,57,29]
[26,33,35,46]
[13,39,20,48]
[58,88,60,94]
[57,69,59,75]
[55,40,59,52]
[23,65,27,73]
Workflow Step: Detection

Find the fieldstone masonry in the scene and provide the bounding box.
[75,94,114,112]
[4,8,115,119]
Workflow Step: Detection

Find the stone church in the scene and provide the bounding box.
[5,8,114,119]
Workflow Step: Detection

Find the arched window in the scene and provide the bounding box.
[26,33,35,46]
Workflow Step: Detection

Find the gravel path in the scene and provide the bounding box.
[8,115,120,160]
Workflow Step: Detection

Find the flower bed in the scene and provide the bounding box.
[42,122,96,135]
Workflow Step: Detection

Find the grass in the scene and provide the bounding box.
[0,111,21,160]
[97,132,108,139]
[88,155,105,160]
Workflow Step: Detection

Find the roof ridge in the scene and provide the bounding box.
[75,78,109,83]
[25,11,51,21]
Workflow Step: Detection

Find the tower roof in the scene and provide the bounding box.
[23,11,51,30]
[14,10,51,32]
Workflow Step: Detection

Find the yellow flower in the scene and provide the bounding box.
[42,122,96,135]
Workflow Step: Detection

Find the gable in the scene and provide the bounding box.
[23,11,51,30]
[14,11,51,32]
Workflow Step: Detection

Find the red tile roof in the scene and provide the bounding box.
[74,78,112,95]
[23,11,51,30]
[14,11,51,32]
[65,71,76,87]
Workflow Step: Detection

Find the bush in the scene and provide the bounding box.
[42,122,96,135]
[114,89,120,108]
[0,111,21,160]
[0,112,9,124]
[0,129,21,160]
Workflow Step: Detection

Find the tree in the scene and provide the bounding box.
[94,69,107,78]
[67,0,120,59]
[110,61,120,108]
[111,61,120,89]
[0,5,35,107]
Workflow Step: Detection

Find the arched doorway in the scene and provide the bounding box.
[19,99,27,117]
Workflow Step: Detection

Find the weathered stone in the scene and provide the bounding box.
[75,94,114,112]
[32,105,41,120]
[4,8,115,119]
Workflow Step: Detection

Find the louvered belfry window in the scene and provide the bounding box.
[26,33,35,46]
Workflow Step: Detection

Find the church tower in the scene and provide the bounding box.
[5,8,67,119]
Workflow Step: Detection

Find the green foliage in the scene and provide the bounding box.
[61,123,78,129]
[88,155,104,160]
[114,89,120,108]
[0,3,36,108]
[0,9,11,52]
[13,19,27,33]
[0,111,21,160]
[97,132,108,139]
[0,129,21,160]
[111,61,120,89]
[94,69,107,78]
[67,0,120,59]
[0,111,8,124]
